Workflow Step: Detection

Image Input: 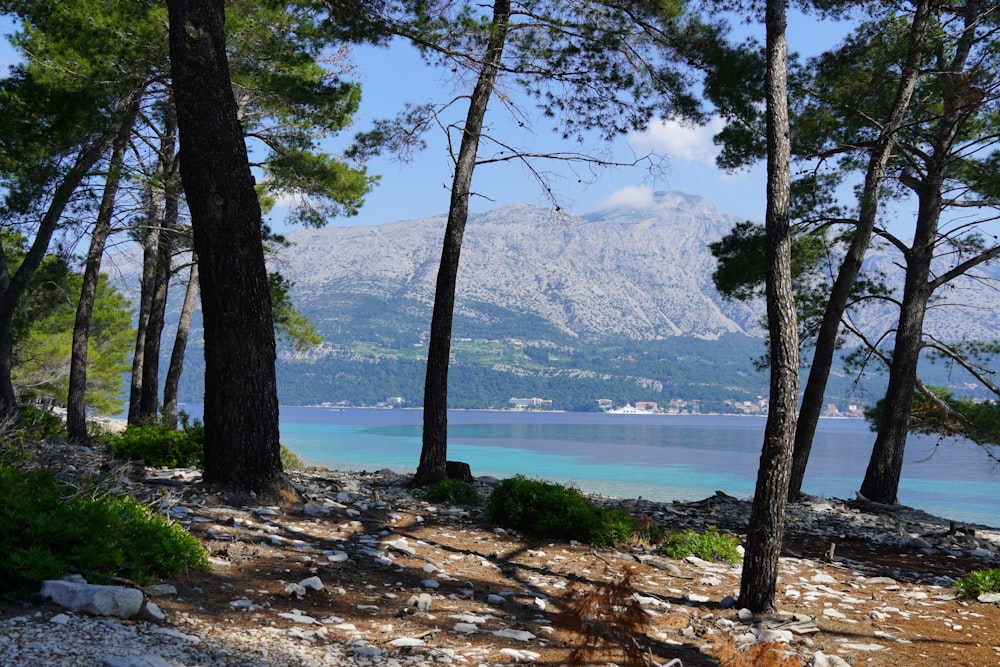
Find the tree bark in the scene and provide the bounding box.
[414,0,511,487]
[0,130,122,420]
[738,0,798,615]
[860,0,980,504]
[788,0,931,499]
[168,0,281,492]
[162,259,198,430]
[67,95,139,442]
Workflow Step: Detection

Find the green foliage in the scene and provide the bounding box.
[269,272,322,352]
[104,421,205,468]
[4,232,134,412]
[955,569,1000,599]
[16,404,65,439]
[280,444,306,471]
[486,476,641,546]
[866,386,1000,446]
[0,465,208,598]
[416,478,481,506]
[660,526,742,564]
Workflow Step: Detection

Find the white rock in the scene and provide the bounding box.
[421,579,440,589]
[453,622,479,634]
[811,573,838,584]
[751,628,793,643]
[278,611,318,624]
[49,613,72,625]
[812,650,852,667]
[977,592,1000,603]
[822,607,847,619]
[389,637,425,648]
[297,576,324,592]
[499,647,542,662]
[142,601,165,622]
[303,502,330,517]
[40,581,144,619]
[493,628,536,642]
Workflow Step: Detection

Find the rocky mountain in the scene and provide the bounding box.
[111,189,1000,408]
[277,191,762,345]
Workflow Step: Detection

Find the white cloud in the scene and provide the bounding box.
[628,117,726,165]
[594,185,656,210]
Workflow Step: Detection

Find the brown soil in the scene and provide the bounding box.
[4,439,999,667]
[140,487,1000,666]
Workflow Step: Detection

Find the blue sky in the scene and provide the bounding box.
[0,9,858,231]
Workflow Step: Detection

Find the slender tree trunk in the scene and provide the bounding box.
[860,0,979,504]
[860,192,937,503]
[414,0,511,487]
[127,182,166,424]
[67,96,139,442]
[738,0,798,615]
[0,132,121,420]
[788,0,931,499]
[168,0,282,492]
[137,107,180,424]
[129,105,179,425]
[162,259,198,430]
[136,224,172,421]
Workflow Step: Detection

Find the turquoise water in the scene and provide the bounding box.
[185,405,999,527]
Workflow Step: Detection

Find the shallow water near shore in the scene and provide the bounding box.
[184,405,998,527]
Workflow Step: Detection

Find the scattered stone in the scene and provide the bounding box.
[40,580,144,619]
[493,628,536,642]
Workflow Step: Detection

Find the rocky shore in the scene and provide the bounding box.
[3,440,999,666]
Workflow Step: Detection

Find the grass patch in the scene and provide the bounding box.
[660,526,742,564]
[416,478,481,505]
[486,476,644,546]
[0,465,208,598]
[956,569,1000,599]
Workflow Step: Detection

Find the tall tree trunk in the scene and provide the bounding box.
[137,107,180,424]
[136,223,173,421]
[0,131,122,420]
[162,259,198,430]
[67,96,139,442]
[788,0,931,499]
[413,0,511,487]
[738,0,798,615]
[860,190,937,502]
[860,0,979,504]
[128,182,166,423]
[168,0,282,492]
[128,104,178,425]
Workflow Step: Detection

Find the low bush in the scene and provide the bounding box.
[103,420,204,468]
[17,405,65,440]
[956,569,1000,599]
[280,444,307,471]
[660,526,742,564]
[0,465,208,598]
[486,476,641,546]
[416,478,481,505]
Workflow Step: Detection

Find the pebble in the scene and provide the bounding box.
[8,447,1000,667]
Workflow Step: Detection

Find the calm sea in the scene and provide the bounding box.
[182,405,998,527]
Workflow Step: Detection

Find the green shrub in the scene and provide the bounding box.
[17,405,65,439]
[416,478,481,506]
[104,421,204,468]
[660,526,742,564]
[280,444,307,471]
[956,569,1000,599]
[0,465,208,597]
[486,476,640,546]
